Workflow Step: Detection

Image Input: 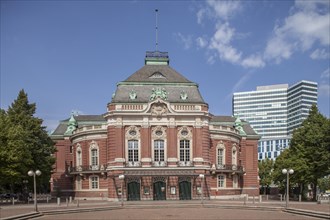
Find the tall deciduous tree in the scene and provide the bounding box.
[273,105,330,200]
[0,90,56,192]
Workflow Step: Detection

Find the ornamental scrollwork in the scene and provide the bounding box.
[150,87,168,101]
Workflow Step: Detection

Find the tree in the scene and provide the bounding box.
[258,158,274,194]
[0,90,56,193]
[273,105,330,201]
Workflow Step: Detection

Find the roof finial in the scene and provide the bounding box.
[155,9,159,51]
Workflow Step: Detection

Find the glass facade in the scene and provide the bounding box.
[233,80,317,160]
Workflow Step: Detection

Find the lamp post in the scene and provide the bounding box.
[199,174,205,206]
[118,174,125,207]
[28,170,41,212]
[282,168,294,208]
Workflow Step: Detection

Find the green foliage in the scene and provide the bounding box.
[318,176,330,193]
[273,105,330,200]
[0,90,56,192]
[258,158,274,186]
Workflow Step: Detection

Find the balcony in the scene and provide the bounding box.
[125,161,141,167]
[69,164,106,173]
[214,164,244,173]
[151,161,167,167]
[177,161,194,167]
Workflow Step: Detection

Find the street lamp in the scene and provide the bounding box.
[199,174,205,206]
[28,170,41,212]
[118,174,125,207]
[282,168,294,208]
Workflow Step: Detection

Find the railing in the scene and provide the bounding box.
[151,161,167,167]
[69,164,106,173]
[215,164,244,172]
[177,161,194,167]
[146,51,168,58]
[125,161,141,167]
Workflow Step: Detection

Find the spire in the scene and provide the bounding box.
[155,9,159,51]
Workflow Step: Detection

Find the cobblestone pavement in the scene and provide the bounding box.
[0,200,329,219]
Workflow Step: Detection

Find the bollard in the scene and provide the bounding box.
[266,195,268,201]
[46,196,49,203]
[69,196,72,203]
[259,195,262,203]
[244,195,247,205]
[66,198,68,207]
[299,195,301,202]
[280,194,282,202]
[253,196,255,204]
[57,197,60,206]
[77,199,79,207]
[12,197,15,205]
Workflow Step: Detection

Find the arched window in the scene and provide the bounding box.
[76,144,82,167]
[90,141,99,167]
[216,141,225,168]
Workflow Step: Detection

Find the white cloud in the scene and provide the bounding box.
[310,48,330,60]
[206,0,241,20]
[174,32,193,50]
[196,36,208,48]
[242,54,265,68]
[264,1,330,63]
[195,0,329,68]
[321,68,330,79]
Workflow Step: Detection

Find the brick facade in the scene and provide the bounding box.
[50,51,259,201]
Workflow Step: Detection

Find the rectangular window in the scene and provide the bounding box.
[128,140,139,162]
[217,175,226,188]
[91,176,99,189]
[91,149,98,166]
[217,148,224,165]
[154,140,164,162]
[179,140,190,162]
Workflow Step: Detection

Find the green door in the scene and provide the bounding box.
[153,181,166,200]
[179,181,191,200]
[127,182,140,201]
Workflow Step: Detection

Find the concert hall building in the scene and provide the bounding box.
[50,51,260,201]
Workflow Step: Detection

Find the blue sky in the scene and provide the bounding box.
[1,0,329,132]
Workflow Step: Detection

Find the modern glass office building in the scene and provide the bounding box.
[233,80,317,160]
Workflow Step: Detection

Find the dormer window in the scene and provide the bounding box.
[149,71,165,79]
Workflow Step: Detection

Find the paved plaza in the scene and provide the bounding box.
[35,207,316,220]
[1,200,329,220]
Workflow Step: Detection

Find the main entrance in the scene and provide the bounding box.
[127,181,140,201]
[179,177,191,200]
[153,181,166,200]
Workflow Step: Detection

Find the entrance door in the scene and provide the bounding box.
[179,181,191,200]
[153,181,166,200]
[127,181,140,201]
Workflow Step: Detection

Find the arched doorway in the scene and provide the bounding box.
[127,180,140,201]
[153,177,166,200]
[179,177,191,200]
